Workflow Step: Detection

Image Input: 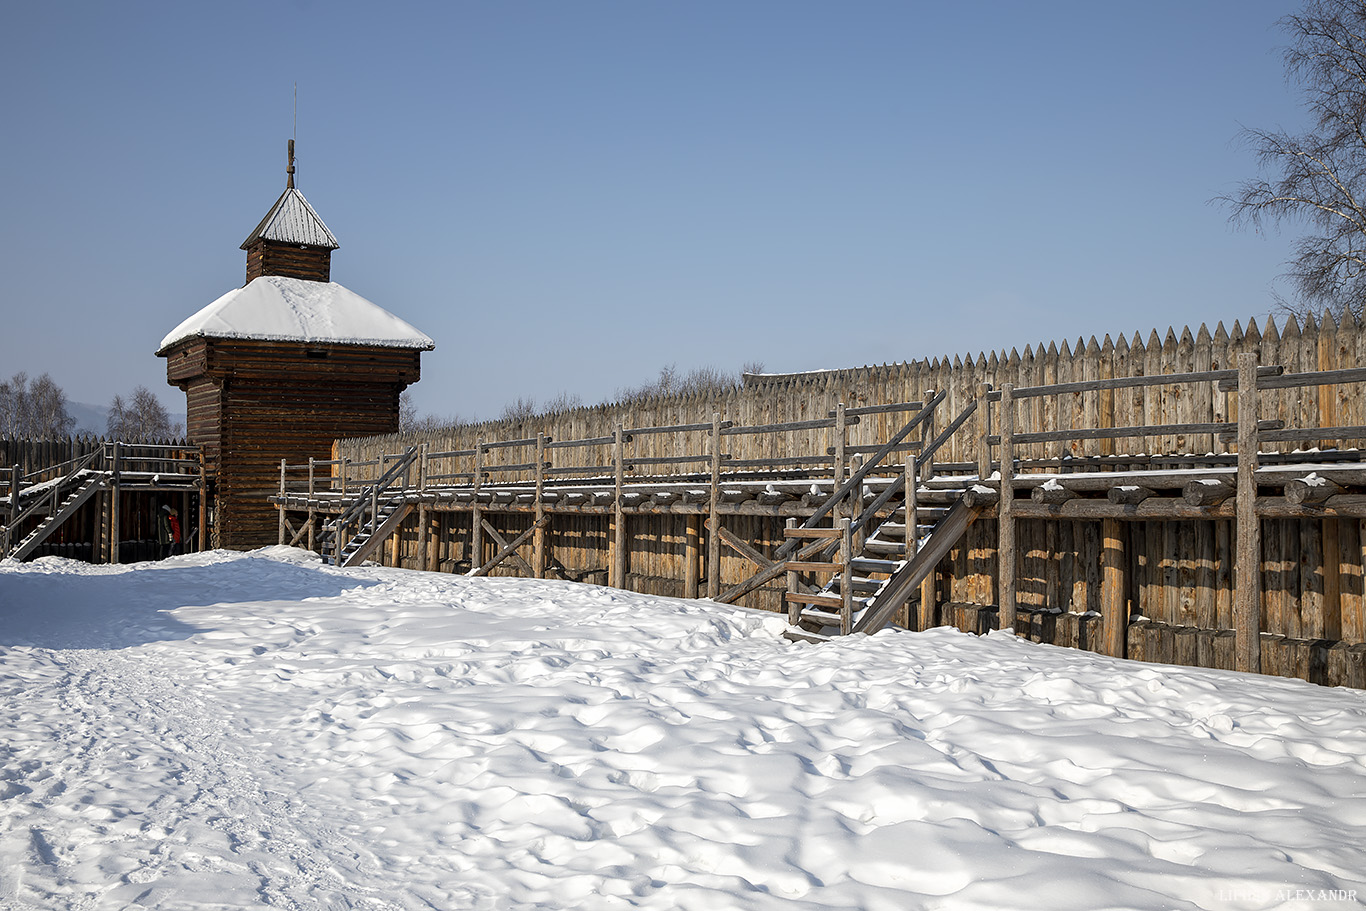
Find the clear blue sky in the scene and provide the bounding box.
[1,1,1309,422]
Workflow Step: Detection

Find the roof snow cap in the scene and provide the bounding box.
[157,275,434,354]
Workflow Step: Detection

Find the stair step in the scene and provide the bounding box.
[785,592,847,609]
[851,557,901,573]
[782,627,834,643]
[875,523,907,538]
[799,607,843,624]
[831,576,883,595]
[860,537,906,554]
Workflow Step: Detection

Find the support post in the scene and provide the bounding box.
[707,412,723,599]
[1101,517,1126,658]
[1235,353,1262,674]
[612,424,626,588]
[534,432,547,579]
[109,442,122,565]
[997,384,1016,632]
[839,517,853,635]
[278,458,287,545]
[198,452,207,553]
[307,457,316,555]
[685,514,701,599]
[472,438,484,571]
[786,517,800,624]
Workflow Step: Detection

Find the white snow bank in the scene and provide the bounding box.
[2,549,1365,909]
[157,275,435,353]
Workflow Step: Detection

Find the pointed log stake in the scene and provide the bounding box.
[1284,473,1345,505]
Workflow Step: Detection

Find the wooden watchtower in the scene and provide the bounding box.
[158,143,434,548]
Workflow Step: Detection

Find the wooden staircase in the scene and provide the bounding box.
[782,485,987,642]
[316,446,420,567]
[774,389,992,643]
[4,471,106,562]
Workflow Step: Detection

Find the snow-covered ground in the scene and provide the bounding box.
[2,549,1364,910]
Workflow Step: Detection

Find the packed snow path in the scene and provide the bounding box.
[2,549,1364,910]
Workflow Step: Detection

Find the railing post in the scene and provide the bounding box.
[1235,353,1262,674]
[785,517,800,625]
[848,452,865,554]
[976,383,993,481]
[612,424,626,589]
[833,402,847,493]
[997,383,1016,633]
[706,412,722,599]
[921,389,937,481]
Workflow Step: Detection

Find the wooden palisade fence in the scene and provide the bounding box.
[269,312,1366,690]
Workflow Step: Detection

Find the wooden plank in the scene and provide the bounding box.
[707,413,722,599]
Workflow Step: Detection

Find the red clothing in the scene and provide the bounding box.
[169,515,181,544]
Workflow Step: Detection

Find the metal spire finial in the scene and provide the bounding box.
[287,139,296,189]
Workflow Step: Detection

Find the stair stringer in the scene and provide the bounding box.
[852,497,989,635]
[340,501,413,568]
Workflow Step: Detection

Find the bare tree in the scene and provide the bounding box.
[0,371,76,438]
[1223,0,1366,318]
[107,386,182,441]
[399,389,461,433]
[614,362,753,404]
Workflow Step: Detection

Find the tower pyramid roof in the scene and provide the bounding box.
[240,187,339,251]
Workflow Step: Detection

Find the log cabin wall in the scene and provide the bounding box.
[166,337,420,548]
[244,239,332,284]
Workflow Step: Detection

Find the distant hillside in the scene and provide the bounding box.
[68,401,187,438]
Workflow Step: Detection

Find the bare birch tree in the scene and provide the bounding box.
[0,372,76,438]
[1224,0,1366,318]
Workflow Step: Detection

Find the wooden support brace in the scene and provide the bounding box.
[470,516,547,577]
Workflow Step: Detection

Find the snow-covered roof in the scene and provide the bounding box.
[157,275,435,353]
[240,187,339,250]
